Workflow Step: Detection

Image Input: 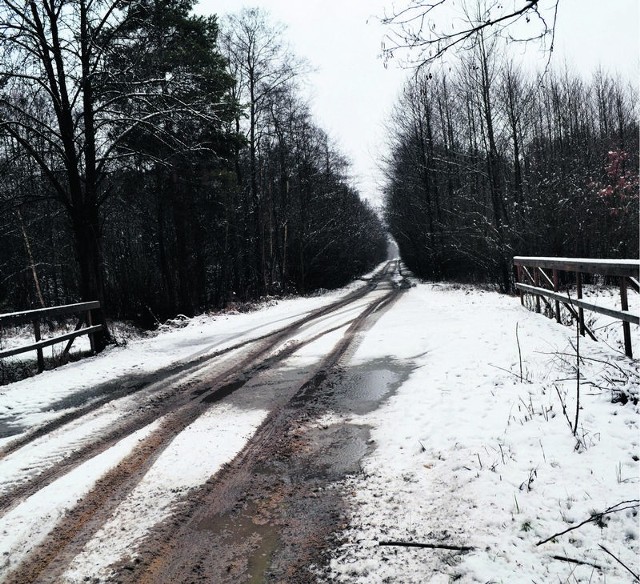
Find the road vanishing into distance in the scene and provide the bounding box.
[0,259,410,583]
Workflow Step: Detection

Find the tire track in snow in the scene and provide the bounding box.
[1,263,401,583]
[0,263,394,516]
[110,271,407,584]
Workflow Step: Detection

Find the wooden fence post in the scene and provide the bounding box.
[33,317,44,373]
[576,272,585,337]
[515,265,523,305]
[534,269,541,314]
[620,277,632,358]
[87,309,96,354]
[553,269,561,323]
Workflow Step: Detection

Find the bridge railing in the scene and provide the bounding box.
[0,301,103,373]
[513,257,639,358]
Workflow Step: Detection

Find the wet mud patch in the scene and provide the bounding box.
[114,409,364,584]
[114,359,415,584]
[233,415,375,583]
[110,409,377,583]
[302,423,370,480]
[312,358,415,416]
[195,499,282,583]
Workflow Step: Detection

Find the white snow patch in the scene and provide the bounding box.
[324,282,639,583]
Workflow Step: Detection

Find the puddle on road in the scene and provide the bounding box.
[321,358,414,416]
[197,499,281,583]
[0,416,24,439]
[303,423,371,481]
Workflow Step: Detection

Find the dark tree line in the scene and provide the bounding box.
[0,3,386,335]
[384,37,638,290]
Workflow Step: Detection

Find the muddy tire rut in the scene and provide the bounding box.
[2,261,406,583]
[111,281,405,584]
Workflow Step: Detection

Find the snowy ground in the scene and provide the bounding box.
[0,265,638,583]
[323,281,640,583]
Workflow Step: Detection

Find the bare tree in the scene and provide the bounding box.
[0,1,125,349]
[220,8,307,295]
[381,0,559,68]
[384,55,638,288]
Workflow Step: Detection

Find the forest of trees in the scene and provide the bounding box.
[1,0,637,350]
[384,33,639,292]
[0,1,387,344]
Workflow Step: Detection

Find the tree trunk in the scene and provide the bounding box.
[170,170,194,316]
[478,37,511,293]
[71,201,109,351]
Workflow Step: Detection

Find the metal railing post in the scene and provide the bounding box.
[620,277,632,358]
[552,269,561,323]
[576,272,585,337]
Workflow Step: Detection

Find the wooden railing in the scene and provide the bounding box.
[0,302,103,372]
[513,257,639,358]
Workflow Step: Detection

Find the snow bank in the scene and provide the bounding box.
[324,282,639,583]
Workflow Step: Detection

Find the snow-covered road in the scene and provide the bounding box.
[0,260,403,582]
[0,260,638,583]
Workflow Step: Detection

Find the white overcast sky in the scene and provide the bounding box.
[195,0,639,206]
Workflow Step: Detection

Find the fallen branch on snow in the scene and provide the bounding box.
[536,500,640,546]
[599,544,640,582]
[551,554,603,570]
[379,541,475,552]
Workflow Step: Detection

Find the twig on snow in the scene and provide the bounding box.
[537,500,640,546]
[379,541,475,552]
[551,555,603,570]
[553,383,572,430]
[488,363,532,384]
[598,544,640,581]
